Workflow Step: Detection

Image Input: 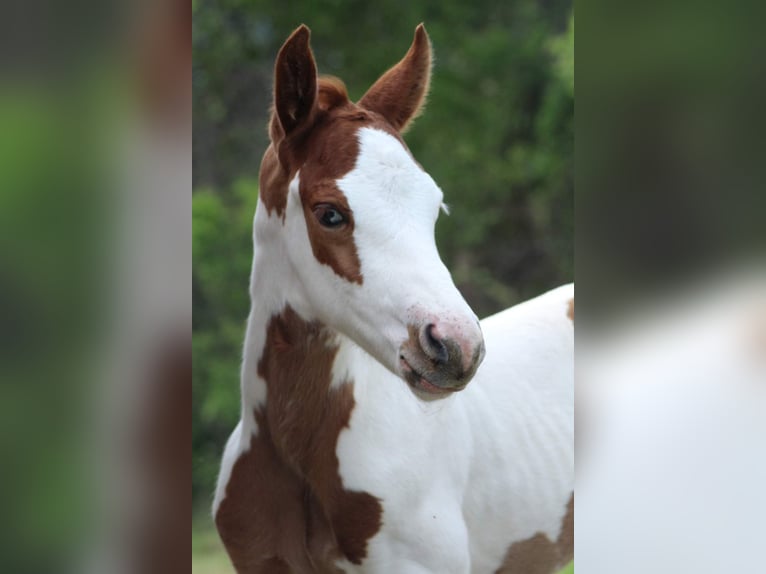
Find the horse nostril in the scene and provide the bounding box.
[423,323,449,365]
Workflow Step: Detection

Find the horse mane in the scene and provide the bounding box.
[269,75,350,142]
[317,75,349,111]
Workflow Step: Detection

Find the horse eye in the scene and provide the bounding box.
[313,204,347,228]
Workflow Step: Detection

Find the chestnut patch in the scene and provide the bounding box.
[215,306,383,571]
[495,493,574,574]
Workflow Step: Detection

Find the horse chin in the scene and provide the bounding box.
[398,356,465,401]
[406,378,455,402]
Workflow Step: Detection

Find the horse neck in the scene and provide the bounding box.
[240,234,372,488]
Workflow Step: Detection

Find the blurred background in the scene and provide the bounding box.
[1,0,190,572]
[575,1,766,572]
[577,1,766,320]
[191,0,574,544]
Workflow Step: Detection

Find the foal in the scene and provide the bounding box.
[214,24,574,574]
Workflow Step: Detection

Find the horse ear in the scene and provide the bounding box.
[359,24,432,133]
[274,25,318,136]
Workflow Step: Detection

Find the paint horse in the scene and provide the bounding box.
[214,24,574,574]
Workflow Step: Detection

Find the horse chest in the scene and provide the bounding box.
[216,307,387,572]
[215,413,384,573]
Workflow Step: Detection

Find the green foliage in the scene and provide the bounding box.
[193,1,573,505]
[0,90,106,574]
[192,180,259,503]
[193,514,235,574]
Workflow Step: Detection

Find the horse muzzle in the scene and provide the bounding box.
[399,320,485,399]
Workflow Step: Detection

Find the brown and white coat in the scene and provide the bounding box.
[213,24,574,574]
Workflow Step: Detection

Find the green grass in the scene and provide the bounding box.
[192,518,574,574]
[192,516,233,574]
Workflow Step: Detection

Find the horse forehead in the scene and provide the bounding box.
[297,118,401,195]
[355,127,423,176]
[339,127,435,201]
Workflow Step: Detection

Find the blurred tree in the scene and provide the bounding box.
[192,180,258,501]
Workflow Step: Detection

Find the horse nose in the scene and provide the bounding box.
[421,324,449,364]
[418,322,484,384]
